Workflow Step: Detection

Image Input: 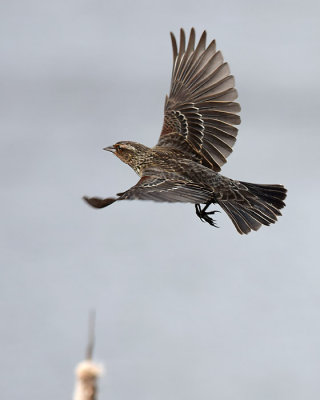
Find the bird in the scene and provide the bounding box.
[83,28,287,234]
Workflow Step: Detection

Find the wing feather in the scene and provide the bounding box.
[119,175,212,204]
[157,28,240,171]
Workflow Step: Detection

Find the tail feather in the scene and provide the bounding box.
[221,201,261,234]
[218,182,287,234]
[240,182,286,211]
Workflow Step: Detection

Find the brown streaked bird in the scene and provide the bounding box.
[83,28,287,234]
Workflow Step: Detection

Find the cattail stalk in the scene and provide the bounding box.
[73,311,103,400]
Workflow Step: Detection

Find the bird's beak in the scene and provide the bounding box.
[103,145,116,153]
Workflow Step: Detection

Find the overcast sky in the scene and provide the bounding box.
[1,1,320,399]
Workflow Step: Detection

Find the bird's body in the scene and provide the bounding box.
[115,142,228,197]
[84,29,287,234]
[111,143,233,202]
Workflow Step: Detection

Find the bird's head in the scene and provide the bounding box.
[104,141,149,173]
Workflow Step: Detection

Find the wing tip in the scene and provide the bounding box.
[83,196,117,209]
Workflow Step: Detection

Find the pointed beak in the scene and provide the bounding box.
[103,145,116,153]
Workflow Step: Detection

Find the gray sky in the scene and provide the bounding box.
[1,1,320,399]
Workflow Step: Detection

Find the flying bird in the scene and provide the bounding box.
[84,28,287,234]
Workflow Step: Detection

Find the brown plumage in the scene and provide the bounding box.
[84,28,287,234]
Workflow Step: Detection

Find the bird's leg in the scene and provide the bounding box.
[195,201,220,228]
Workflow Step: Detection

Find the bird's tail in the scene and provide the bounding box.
[217,182,287,234]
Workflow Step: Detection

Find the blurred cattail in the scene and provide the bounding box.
[73,311,103,400]
[73,360,102,400]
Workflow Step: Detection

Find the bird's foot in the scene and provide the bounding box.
[195,203,220,228]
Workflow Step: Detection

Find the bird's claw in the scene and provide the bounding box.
[195,203,220,228]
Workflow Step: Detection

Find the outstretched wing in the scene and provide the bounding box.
[83,174,213,208]
[119,175,212,203]
[156,28,241,172]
